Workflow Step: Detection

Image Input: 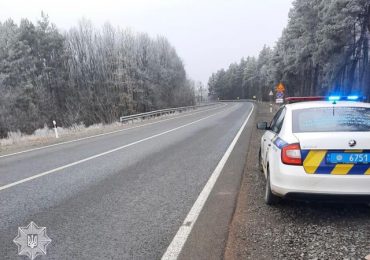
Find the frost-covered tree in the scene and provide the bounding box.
[0,15,195,137]
[208,0,370,101]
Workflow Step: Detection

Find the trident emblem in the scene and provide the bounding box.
[14,221,51,260]
[27,234,38,249]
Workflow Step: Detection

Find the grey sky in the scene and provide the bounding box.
[1,0,293,84]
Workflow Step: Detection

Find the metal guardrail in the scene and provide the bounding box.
[119,103,218,123]
[219,99,255,102]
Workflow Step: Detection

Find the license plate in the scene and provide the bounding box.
[326,153,370,164]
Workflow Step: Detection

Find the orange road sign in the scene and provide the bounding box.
[275,83,285,92]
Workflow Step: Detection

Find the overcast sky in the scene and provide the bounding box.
[1,0,293,84]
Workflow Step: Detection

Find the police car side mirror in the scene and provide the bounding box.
[257,122,269,130]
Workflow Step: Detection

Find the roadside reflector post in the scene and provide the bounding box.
[53,120,59,139]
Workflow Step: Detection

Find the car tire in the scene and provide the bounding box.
[265,169,279,205]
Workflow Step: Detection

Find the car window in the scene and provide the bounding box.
[273,108,286,133]
[270,107,285,133]
[292,107,370,132]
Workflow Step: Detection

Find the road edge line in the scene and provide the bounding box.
[161,103,255,260]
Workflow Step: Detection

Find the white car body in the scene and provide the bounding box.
[259,100,370,203]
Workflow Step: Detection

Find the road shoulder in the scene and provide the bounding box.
[178,104,256,260]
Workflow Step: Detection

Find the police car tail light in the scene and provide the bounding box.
[281,143,302,165]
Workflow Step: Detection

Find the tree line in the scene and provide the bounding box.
[0,14,195,138]
[208,0,370,101]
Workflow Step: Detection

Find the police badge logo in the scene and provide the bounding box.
[348,139,357,147]
[13,221,51,260]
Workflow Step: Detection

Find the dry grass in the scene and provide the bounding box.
[0,111,182,150]
[0,123,119,147]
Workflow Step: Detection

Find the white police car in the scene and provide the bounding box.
[257,96,370,205]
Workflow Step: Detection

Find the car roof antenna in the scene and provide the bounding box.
[332,101,336,116]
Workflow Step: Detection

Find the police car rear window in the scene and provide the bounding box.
[292,107,370,133]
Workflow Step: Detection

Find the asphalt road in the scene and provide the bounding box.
[0,102,254,259]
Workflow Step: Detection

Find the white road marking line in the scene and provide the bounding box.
[0,105,234,192]
[0,104,226,159]
[161,104,254,260]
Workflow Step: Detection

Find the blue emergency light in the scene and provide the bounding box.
[328,96,341,101]
[285,95,366,103]
[347,95,359,100]
[327,95,364,101]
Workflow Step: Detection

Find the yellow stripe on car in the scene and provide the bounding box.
[330,164,354,175]
[303,150,327,174]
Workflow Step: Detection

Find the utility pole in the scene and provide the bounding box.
[196,81,204,103]
[200,83,203,103]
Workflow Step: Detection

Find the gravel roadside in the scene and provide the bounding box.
[225,103,370,260]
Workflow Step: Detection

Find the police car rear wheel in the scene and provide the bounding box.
[265,170,279,205]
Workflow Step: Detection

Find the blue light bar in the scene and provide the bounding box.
[328,96,341,101]
[347,95,359,100]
